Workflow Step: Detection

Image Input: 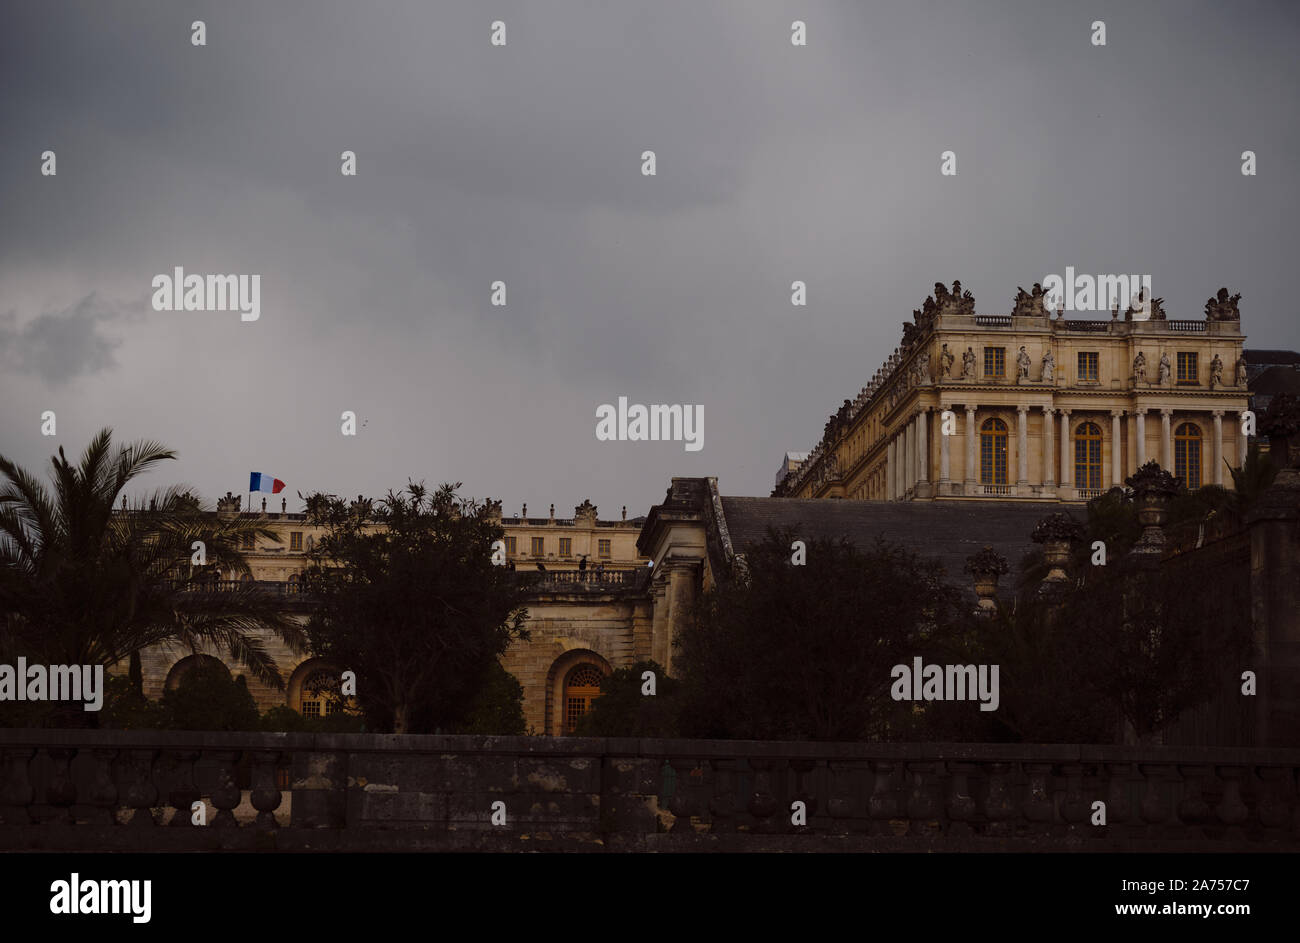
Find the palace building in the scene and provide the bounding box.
[135,497,650,735]
[774,282,1252,502]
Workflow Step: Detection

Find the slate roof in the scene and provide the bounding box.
[1245,349,1300,366]
[1250,365,1300,396]
[717,496,1064,584]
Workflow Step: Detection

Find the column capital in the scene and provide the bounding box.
[1212,409,1225,418]
[1110,408,1124,418]
[1160,408,1174,417]
[1135,407,1148,416]
[1059,407,1072,416]
[1016,404,1029,414]
[964,404,977,415]
[1040,404,1054,414]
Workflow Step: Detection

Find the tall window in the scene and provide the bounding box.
[530,537,544,556]
[559,537,572,558]
[979,418,1008,485]
[290,531,303,551]
[1074,422,1103,490]
[1177,352,1198,385]
[563,664,606,733]
[504,536,516,556]
[1175,423,1202,489]
[983,347,1006,378]
[241,533,255,550]
[598,539,612,559]
[1077,351,1099,381]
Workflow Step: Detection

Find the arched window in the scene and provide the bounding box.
[164,654,230,693]
[980,418,1008,485]
[563,663,606,733]
[287,573,299,594]
[299,668,337,718]
[1074,421,1103,491]
[1175,422,1202,489]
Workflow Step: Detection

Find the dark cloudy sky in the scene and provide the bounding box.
[2,0,1297,517]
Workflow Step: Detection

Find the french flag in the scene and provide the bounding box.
[249,472,285,494]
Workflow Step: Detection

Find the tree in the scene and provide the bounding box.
[160,661,260,731]
[454,661,526,735]
[300,482,529,734]
[0,429,306,726]
[673,530,963,741]
[1227,441,1278,512]
[574,660,681,737]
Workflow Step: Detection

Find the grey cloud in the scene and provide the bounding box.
[0,294,122,385]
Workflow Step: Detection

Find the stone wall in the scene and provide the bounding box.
[1,731,1297,852]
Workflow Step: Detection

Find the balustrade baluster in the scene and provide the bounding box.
[867,761,899,837]
[1138,764,1171,839]
[166,749,201,826]
[86,748,118,826]
[209,750,242,828]
[1254,766,1293,837]
[789,758,818,834]
[1214,765,1249,837]
[944,762,976,836]
[746,757,779,834]
[1022,763,1054,827]
[982,762,1015,836]
[1104,762,1132,841]
[905,762,940,837]
[0,748,35,825]
[122,749,159,827]
[826,760,863,835]
[667,757,697,834]
[707,758,738,833]
[43,746,77,824]
[1176,765,1213,834]
[250,750,284,829]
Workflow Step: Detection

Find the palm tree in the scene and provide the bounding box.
[0,428,305,724]
[1227,441,1278,513]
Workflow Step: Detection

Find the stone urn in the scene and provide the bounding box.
[964,545,1009,616]
[1031,512,1085,588]
[1125,461,1179,558]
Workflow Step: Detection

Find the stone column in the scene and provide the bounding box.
[917,409,929,485]
[1237,410,1249,470]
[1135,408,1147,467]
[1016,406,1029,488]
[1059,409,1072,489]
[964,406,977,493]
[904,419,914,497]
[887,438,896,501]
[1213,410,1225,486]
[1111,409,1123,487]
[1161,409,1173,471]
[664,561,697,678]
[1041,406,1055,486]
[939,406,951,487]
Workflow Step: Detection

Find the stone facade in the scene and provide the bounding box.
[777,282,1252,502]
[127,499,652,733]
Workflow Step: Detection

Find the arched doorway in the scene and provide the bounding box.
[563,663,606,733]
[544,651,612,736]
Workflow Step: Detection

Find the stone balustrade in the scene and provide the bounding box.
[0,732,1296,851]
